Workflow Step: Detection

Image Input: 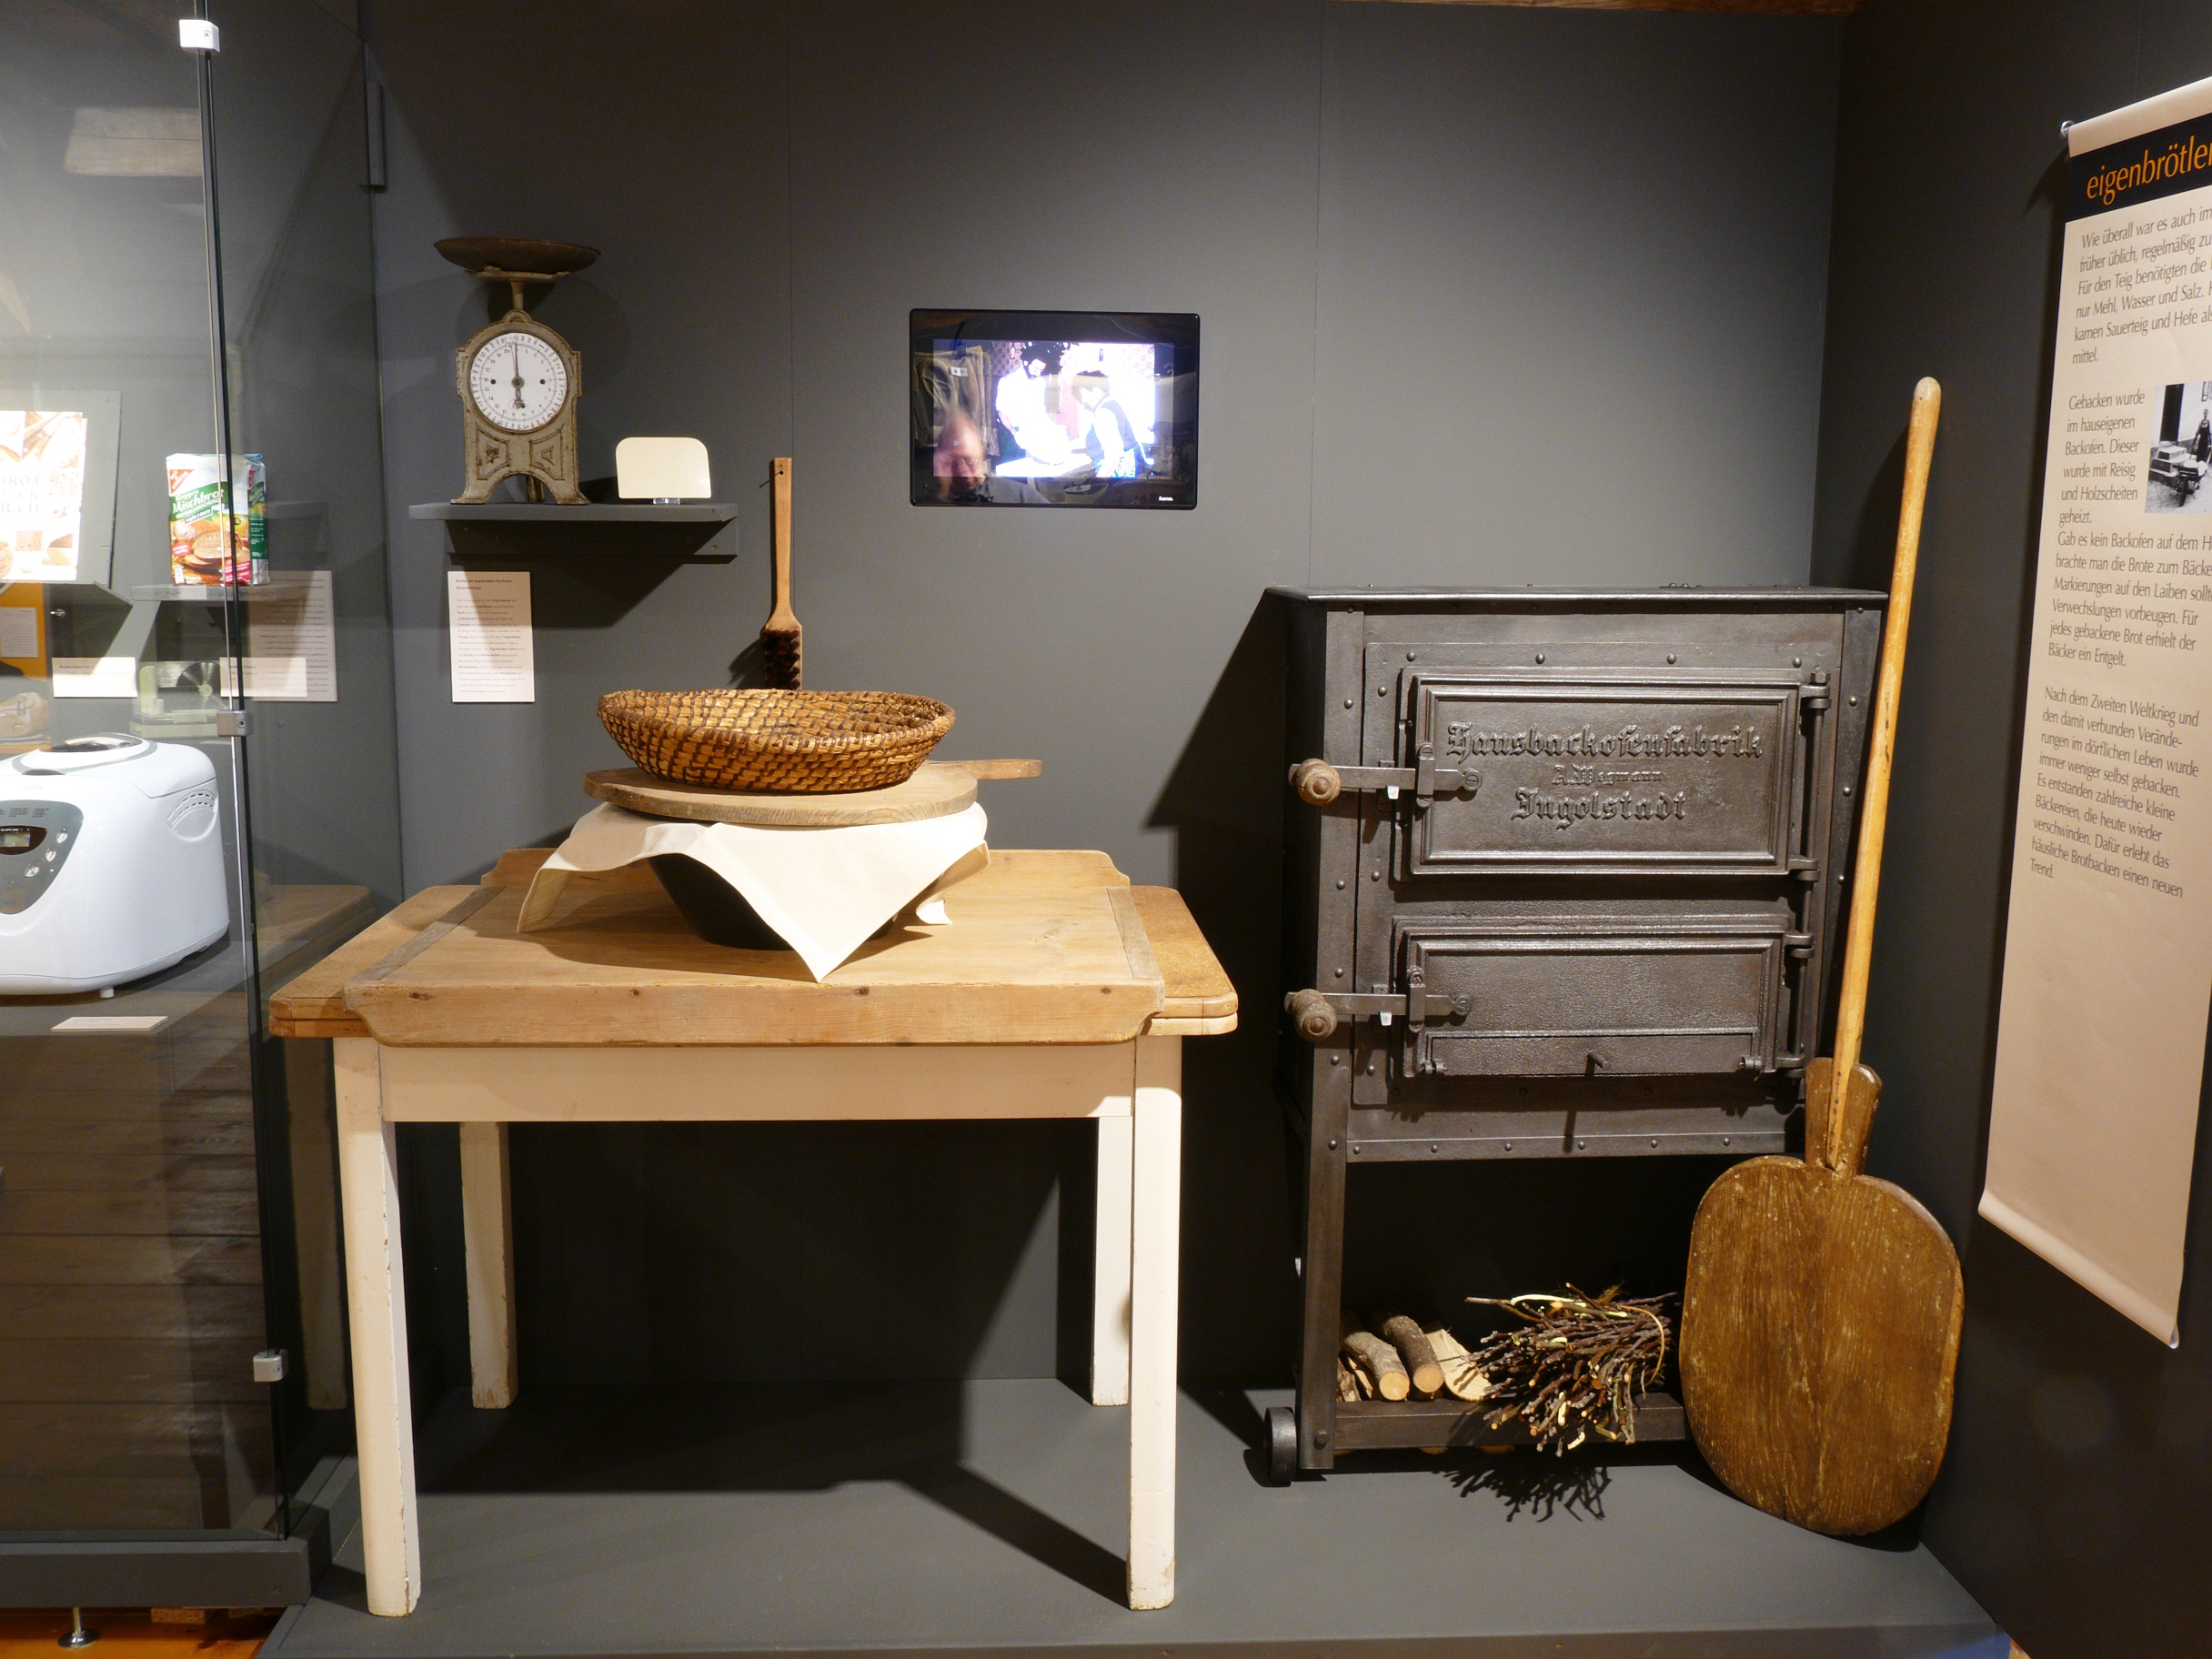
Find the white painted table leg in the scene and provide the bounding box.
[1126,1034,1181,1610]
[1091,1112,1132,1406]
[333,1039,421,1616]
[458,1121,518,1409]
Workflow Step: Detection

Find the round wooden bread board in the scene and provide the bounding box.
[583,761,978,826]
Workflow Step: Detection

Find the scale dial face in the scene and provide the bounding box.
[468,329,568,432]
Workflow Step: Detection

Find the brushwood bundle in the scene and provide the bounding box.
[1464,1286,1674,1454]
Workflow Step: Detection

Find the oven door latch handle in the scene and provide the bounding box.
[1289,747,1479,809]
[1284,977,1472,1044]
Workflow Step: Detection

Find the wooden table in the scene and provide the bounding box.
[269,849,1234,1617]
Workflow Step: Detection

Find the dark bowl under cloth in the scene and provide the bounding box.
[648,854,787,950]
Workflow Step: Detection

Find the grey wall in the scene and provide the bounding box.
[363,0,1841,1388]
[1811,5,2212,1655]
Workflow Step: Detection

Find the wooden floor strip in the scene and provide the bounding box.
[0,1606,277,1656]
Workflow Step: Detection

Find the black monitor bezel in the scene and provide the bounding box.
[909,308,1199,509]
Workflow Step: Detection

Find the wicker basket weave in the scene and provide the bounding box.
[598,689,954,794]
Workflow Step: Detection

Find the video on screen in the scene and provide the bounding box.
[910,313,1197,508]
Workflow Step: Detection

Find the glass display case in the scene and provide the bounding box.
[0,0,400,1604]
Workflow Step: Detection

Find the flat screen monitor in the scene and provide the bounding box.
[910,310,1198,508]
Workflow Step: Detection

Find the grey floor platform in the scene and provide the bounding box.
[266,1381,2006,1659]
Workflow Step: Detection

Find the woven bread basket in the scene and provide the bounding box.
[598,689,954,793]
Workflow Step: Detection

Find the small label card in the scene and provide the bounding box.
[246,569,336,702]
[51,655,136,698]
[447,569,534,703]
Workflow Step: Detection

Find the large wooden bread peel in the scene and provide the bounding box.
[1678,377,1963,1537]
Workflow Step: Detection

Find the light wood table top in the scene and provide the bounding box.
[583,760,979,825]
[269,848,1235,1047]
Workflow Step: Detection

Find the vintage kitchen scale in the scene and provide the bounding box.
[1268,586,1885,1483]
[437,236,598,505]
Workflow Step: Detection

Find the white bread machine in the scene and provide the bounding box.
[0,735,229,995]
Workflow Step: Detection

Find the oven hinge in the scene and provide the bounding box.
[1289,745,1477,809]
[1285,968,1471,1043]
[1800,674,1831,712]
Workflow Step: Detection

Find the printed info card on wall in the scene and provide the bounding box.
[1985,75,2212,1345]
[447,569,533,703]
[0,408,89,581]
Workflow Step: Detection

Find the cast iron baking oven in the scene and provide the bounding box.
[1270,586,1885,1478]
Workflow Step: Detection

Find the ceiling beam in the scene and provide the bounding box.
[1353,0,1860,15]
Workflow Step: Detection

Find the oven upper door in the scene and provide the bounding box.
[1401,673,1810,879]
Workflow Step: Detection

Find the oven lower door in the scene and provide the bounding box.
[1389,915,1800,1084]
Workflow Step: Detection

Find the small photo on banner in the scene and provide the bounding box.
[2145,379,2212,512]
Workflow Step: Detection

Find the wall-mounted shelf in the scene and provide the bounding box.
[409,502,739,523]
[409,501,740,560]
[125,574,319,605]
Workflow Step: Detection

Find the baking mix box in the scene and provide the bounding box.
[166,453,266,585]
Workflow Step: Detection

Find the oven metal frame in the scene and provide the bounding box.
[1272,587,1885,1477]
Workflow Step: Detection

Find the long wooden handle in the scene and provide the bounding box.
[769,457,795,624]
[1828,377,1941,1099]
[950,759,1043,780]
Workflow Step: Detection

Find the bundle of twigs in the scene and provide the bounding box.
[1464,1285,1674,1455]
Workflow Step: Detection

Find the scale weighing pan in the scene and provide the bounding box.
[435,236,600,278]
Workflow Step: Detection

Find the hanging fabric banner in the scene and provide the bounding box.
[1983,75,2212,1346]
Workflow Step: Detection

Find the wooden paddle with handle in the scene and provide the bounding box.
[1678,377,1963,1537]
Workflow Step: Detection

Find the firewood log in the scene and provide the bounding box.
[1424,1325,1494,1402]
[1375,1312,1446,1397]
[1340,1312,1411,1401]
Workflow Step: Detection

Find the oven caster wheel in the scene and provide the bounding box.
[1265,1406,1298,1485]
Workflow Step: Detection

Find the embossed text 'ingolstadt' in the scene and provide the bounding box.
[1512,788,1690,830]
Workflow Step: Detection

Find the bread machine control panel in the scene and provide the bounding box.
[0,802,84,915]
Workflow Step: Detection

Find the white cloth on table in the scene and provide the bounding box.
[518,800,988,981]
